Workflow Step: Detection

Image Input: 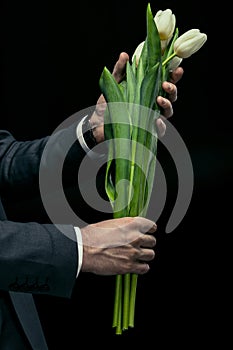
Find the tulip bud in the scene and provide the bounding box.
[174,29,207,58]
[132,41,145,66]
[154,9,176,40]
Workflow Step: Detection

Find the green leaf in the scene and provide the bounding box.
[105,159,115,203]
[131,55,137,76]
[119,80,127,99]
[126,61,136,104]
[136,41,148,86]
[103,104,132,217]
[99,67,126,103]
[140,62,162,109]
[104,106,113,143]
[146,3,161,69]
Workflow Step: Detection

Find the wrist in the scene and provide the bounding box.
[76,115,106,160]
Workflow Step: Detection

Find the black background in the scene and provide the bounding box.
[0,0,223,347]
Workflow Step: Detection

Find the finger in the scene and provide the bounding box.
[136,234,156,248]
[157,96,173,119]
[137,248,155,261]
[134,216,157,234]
[169,66,184,84]
[133,262,150,274]
[112,52,129,83]
[156,118,166,138]
[161,81,177,103]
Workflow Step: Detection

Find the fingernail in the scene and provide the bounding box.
[166,83,172,91]
[162,98,166,106]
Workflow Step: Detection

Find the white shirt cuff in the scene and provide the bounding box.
[76,115,105,160]
[74,226,83,277]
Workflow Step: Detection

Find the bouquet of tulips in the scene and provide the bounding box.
[99,3,207,335]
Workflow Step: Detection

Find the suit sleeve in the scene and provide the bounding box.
[0,220,78,298]
[0,123,86,197]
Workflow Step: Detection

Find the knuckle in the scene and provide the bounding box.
[131,247,139,259]
[125,260,134,273]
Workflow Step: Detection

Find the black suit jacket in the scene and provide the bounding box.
[0,124,87,349]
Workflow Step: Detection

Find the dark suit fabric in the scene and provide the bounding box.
[0,125,84,349]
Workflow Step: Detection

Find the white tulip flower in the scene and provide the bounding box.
[154,9,176,52]
[132,41,145,66]
[154,9,176,40]
[174,29,207,58]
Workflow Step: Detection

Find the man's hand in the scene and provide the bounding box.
[81,216,157,275]
[89,52,184,142]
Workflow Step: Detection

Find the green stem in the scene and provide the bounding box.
[127,135,138,214]
[116,284,122,335]
[129,273,138,327]
[113,275,122,330]
[162,52,177,67]
[123,273,130,330]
